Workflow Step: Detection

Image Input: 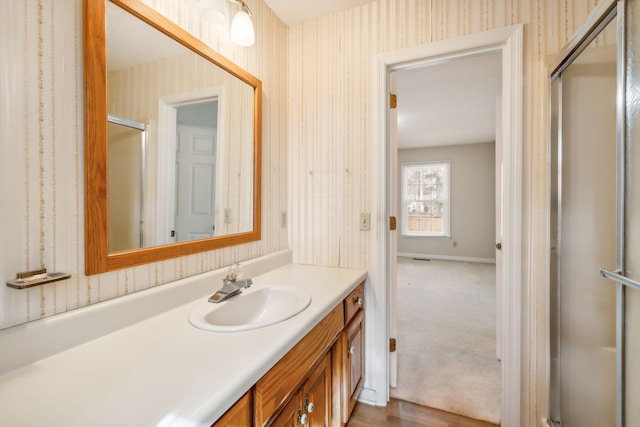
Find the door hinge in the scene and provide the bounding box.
[390,93,397,109]
[389,338,397,352]
[389,216,397,231]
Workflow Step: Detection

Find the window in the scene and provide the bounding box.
[401,161,450,237]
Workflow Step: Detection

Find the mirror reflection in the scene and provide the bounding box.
[107,1,255,253]
[107,115,147,252]
[84,0,261,274]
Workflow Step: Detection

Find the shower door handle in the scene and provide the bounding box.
[600,268,640,291]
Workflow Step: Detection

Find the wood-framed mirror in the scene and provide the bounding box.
[84,0,262,275]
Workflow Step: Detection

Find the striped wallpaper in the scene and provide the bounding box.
[286,0,601,423]
[288,0,600,268]
[0,0,288,329]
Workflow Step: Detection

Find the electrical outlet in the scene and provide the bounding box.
[224,208,232,224]
[281,211,287,228]
[360,212,371,231]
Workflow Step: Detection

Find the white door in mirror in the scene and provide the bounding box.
[175,124,217,242]
[188,286,312,332]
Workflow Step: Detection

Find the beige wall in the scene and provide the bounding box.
[397,143,495,260]
[0,0,288,329]
[287,0,602,423]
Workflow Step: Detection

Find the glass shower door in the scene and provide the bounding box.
[621,2,640,424]
[552,1,640,426]
[549,2,619,426]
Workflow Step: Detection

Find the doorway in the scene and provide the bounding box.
[371,24,523,426]
[389,52,502,424]
[174,101,219,243]
[156,87,224,246]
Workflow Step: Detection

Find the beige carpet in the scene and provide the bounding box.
[390,257,501,425]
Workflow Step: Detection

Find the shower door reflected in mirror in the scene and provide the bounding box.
[108,116,147,252]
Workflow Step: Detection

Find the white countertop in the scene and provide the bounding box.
[0,262,367,427]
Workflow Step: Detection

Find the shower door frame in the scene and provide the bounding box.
[107,114,148,249]
[548,0,627,425]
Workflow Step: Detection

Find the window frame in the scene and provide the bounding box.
[400,160,451,237]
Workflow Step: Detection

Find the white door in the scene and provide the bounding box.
[175,124,216,242]
[495,97,503,360]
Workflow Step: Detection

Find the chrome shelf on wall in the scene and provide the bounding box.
[6,268,71,289]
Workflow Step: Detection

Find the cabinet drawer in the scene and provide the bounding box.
[344,282,364,325]
[254,304,344,426]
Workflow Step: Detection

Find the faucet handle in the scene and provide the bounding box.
[226,263,243,281]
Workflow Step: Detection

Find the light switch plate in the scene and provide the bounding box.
[360,212,371,231]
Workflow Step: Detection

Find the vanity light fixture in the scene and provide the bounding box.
[229,0,255,46]
[198,0,255,47]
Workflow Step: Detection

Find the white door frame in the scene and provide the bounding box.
[369,24,523,425]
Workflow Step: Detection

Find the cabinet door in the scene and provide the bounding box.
[270,391,303,427]
[345,310,364,418]
[211,391,252,427]
[304,353,332,427]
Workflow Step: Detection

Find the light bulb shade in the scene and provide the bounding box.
[230,9,255,46]
[198,0,227,24]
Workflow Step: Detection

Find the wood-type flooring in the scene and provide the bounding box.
[346,399,499,427]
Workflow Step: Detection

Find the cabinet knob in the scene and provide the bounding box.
[299,412,308,425]
[354,296,363,306]
[306,401,314,413]
[349,346,355,355]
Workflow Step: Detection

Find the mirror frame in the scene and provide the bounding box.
[83,0,262,275]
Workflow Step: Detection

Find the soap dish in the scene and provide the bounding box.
[6,268,71,289]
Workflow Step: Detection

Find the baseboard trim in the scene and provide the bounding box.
[357,387,379,406]
[397,252,496,264]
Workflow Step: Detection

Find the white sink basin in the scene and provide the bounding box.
[188,286,312,332]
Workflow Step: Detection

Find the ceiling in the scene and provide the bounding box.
[107,2,187,71]
[262,0,376,25]
[394,52,502,149]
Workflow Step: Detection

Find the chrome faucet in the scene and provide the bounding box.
[208,263,253,303]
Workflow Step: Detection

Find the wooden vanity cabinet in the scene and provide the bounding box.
[340,283,365,423]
